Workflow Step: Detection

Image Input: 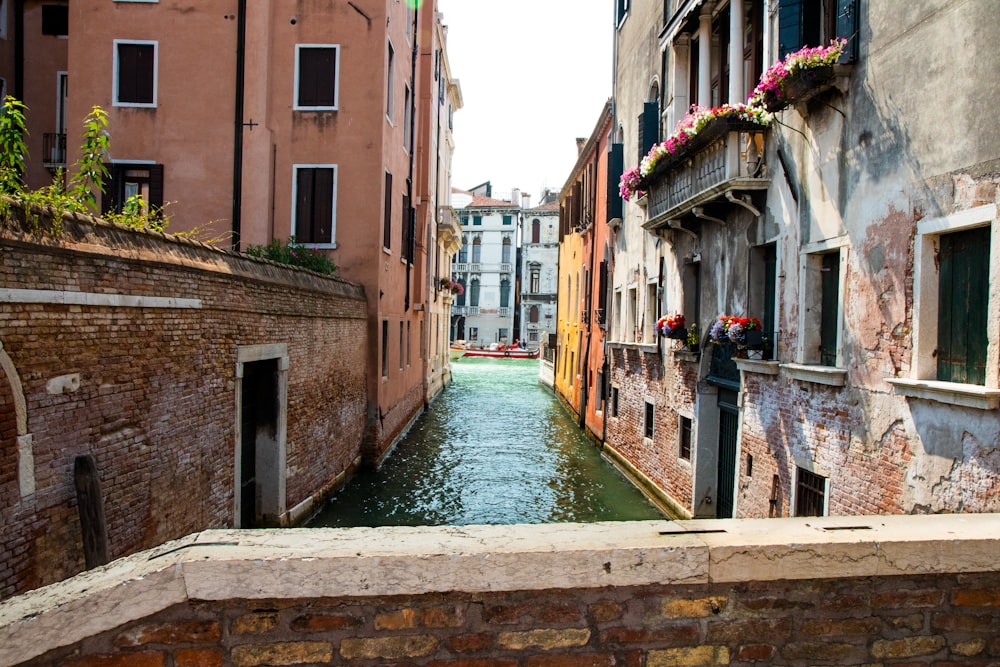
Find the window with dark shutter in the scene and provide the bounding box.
[383,172,392,250]
[116,42,155,105]
[819,251,840,366]
[531,219,540,244]
[778,0,858,62]
[597,260,608,325]
[644,401,654,439]
[637,102,659,163]
[102,163,164,216]
[294,167,335,244]
[607,142,623,221]
[296,46,338,109]
[41,5,68,36]
[679,415,692,461]
[937,226,990,385]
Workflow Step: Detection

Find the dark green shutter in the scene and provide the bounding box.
[607,142,623,221]
[937,226,990,385]
[148,164,164,213]
[638,102,659,162]
[763,244,777,338]
[835,0,859,62]
[819,252,839,366]
[777,0,820,60]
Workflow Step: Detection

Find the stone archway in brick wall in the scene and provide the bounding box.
[0,340,33,498]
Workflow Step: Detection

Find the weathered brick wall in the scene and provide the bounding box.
[606,345,696,513]
[0,207,368,599]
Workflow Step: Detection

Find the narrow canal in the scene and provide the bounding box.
[308,357,665,527]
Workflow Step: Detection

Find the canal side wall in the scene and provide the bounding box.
[1,514,998,666]
[0,205,369,600]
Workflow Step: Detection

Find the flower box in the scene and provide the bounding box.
[667,327,688,341]
[762,65,835,112]
[743,329,764,347]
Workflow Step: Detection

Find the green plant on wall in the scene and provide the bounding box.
[0,96,167,235]
[245,237,337,275]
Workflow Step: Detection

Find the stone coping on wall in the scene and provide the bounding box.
[1,514,998,666]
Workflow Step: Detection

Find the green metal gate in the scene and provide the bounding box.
[716,388,739,519]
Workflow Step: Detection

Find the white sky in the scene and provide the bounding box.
[436,0,613,201]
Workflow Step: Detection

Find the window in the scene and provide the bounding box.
[41,4,68,36]
[645,282,658,343]
[644,400,654,439]
[936,226,990,384]
[638,101,659,163]
[679,415,692,460]
[403,85,412,151]
[455,279,466,307]
[798,245,845,367]
[295,44,339,110]
[795,467,827,517]
[611,386,619,417]
[102,163,163,215]
[749,244,777,357]
[292,165,337,246]
[406,321,411,367]
[383,171,392,250]
[502,238,512,264]
[398,322,404,371]
[381,320,389,378]
[472,215,482,226]
[612,290,623,341]
[530,269,540,294]
[778,0,858,62]
[596,370,605,413]
[627,287,638,342]
[386,42,395,119]
[114,40,157,107]
[531,219,541,243]
[529,306,539,323]
[469,279,480,307]
[500,279,511,308]
[471,237,481,263]
[503,215,512,226]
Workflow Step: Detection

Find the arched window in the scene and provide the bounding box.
[531,219,541,244]
[529,305,539,323]
[472,237,482,263]
[500,279,511,307]
[502,238,512,264]
[470,278,480,307]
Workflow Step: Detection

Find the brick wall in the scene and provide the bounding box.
[3,516,998,667]
[0,207,369,599]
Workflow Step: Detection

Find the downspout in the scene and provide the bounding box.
[231,0,247,250]
[13,0,23,101]
[404,7,418,312]
[579,224,598,429]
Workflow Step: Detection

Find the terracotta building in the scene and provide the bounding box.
[605,0,999,519]
[57,0,460,464]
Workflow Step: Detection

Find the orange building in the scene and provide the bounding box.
[56,0,457,464]
[557,102,615,441]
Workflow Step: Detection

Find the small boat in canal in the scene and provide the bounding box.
[459,344,539,359]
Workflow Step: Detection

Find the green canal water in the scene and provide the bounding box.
[308,357,664,527]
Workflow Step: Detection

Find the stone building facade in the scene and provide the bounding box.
[605,0,999,518]
[519,201,560,349]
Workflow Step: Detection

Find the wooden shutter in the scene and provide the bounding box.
[835,0,859,62]
[777,0,820,60]
[117,43,154,104]
[383,172,392,250]
[937,226,990,385]
[763,244,777,338]
[607,142,623,221]
[102,163,118,215]
[298,48,336,107]
[42,5,69,36]
[147,164,164,214]
[296,167,333,244]
[819,251,840,366]
[637,102,659,162]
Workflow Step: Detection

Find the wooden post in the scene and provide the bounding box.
[74,455,109,569]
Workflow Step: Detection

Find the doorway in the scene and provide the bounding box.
[715,388,739,519]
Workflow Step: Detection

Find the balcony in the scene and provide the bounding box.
[498,307,510,317]
[641,118,769,232]
[43,132,67,169]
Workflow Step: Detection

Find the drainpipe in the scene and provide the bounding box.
[231,0,247,250]
[13,0,23,101]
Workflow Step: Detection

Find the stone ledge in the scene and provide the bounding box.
[887,378,1000,410]
[1,514,999,667]
[780,363,847,386]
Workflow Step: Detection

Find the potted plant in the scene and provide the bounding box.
[449,280,464,296]
[748,39,847,113]
[686,323,700,353]
[656,314,687,340]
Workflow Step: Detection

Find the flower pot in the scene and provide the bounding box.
[687,343,700,354]
[764,65,835,112]
[744,330,763,347]
[667,327,687,340]
[747,348,764,360]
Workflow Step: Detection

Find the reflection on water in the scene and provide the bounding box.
[308,357,664,527]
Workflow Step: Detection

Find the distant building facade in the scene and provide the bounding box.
[519,201,560,348]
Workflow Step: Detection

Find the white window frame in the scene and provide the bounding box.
[113,39,158,108]
[386,40,395,122]
[887,204,1000,409]
[290,163,338,249]
[294,44,340,111]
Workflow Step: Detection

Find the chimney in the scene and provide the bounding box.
[521,193,531,209]
[576,138,586,154]
[510,187,520,206]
